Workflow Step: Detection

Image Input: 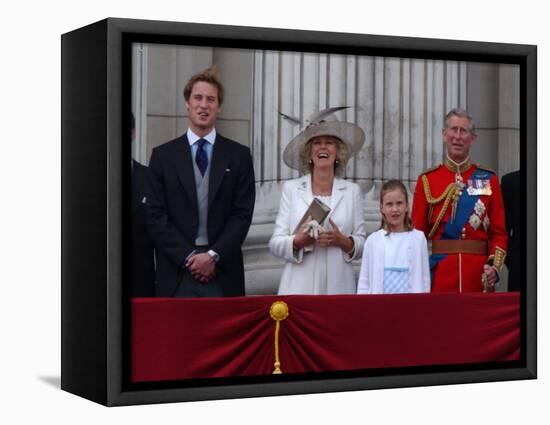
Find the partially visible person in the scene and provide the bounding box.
[269,107,366,295]
[357,180,430,294]
[412,108,508,292]
[145,66,255,297]
[501,170,520,291]
[131,112,156,297]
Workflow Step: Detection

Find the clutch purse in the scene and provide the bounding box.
[292,197,331,234]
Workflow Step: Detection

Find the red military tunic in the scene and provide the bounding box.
[412,158,508,292]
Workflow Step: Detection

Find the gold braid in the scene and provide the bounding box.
[421,175,460,239]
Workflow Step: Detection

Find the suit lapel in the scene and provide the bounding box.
[173,134,198,212]
[208,134,231,208]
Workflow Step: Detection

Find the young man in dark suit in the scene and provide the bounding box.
[501,170,520,291]
[145,66,255,297]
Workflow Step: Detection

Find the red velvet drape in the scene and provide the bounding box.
[131,293,520,382]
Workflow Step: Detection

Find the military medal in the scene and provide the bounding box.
[467,179,492,196]
[474,199,486,216]
[469,213,481,230]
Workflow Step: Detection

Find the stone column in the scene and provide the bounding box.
[131,43,148,164]
[498,64,521,176]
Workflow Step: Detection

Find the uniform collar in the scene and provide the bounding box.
[444,155,472,174]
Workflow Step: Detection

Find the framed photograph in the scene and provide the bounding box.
[61,17,536,406]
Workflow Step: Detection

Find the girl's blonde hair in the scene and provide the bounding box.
[379,179,414,235]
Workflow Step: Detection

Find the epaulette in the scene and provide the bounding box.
[476,164,496,175]
[420,164,441,176]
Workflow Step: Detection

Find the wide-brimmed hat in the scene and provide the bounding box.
[281,106,365,171]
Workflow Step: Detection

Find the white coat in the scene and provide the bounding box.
[357,228,430,294]
[269,175,366,295]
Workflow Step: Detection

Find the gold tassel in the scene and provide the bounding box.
[422,176,461,237]
[451,188,459,223]
[270,301,289,374]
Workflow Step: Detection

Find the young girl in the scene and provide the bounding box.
[357,180,430,294]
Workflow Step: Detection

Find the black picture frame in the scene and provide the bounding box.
[61,17,537,406]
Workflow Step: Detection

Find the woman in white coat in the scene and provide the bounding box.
[269,107,366,295]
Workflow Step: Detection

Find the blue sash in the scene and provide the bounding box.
[429,168,493,278]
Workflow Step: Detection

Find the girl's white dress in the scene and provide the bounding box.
[357,228,430,294]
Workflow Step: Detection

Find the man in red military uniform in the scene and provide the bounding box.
[412,108,508,292]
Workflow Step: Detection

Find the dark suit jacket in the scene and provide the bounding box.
[501,170,520,291]
[131,160,156,297]
[145,133,255,297]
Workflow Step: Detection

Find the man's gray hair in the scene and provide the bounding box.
[444,108,477,136]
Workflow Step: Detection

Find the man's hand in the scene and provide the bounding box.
[186,253,216,283]
[483,264,498,289]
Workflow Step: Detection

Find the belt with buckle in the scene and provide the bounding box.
[431,240,488,255]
